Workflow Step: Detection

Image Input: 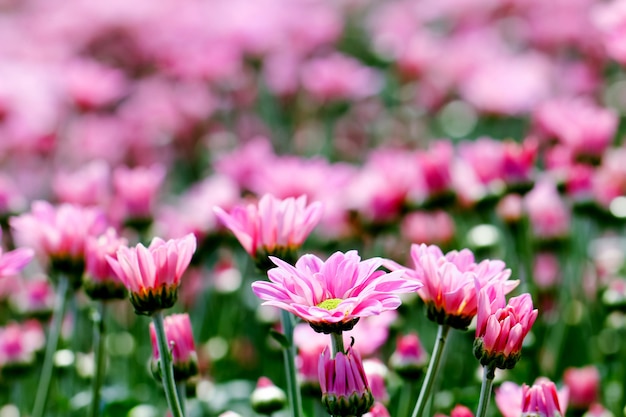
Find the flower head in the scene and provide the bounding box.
[522,380,565,417]
[83,228,128,300]
[0,244,34,280]
[0,320,45,372]
[250,377,287,415]
[389,333,429,380]
[112,164,166,229]
[496,379,568,417]
[563,366,600,409]
[214,194,323,271]
[107,234,196,315]
[319,346,374,417]
[10,201,107,284]
[252,250,420,334]
[474,285,538,369]
[149,313,198,381]
[386,244,518,330]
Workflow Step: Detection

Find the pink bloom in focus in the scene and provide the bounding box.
[112,164,167,223]
[386,244,518,329]
[214,194,323,270]
[563,366,600,409]
[319,346,374,416]
[253,251,420,333]
[496,379,569,417]
[475,285,538,369]
[107,233,196,315]
[84,228,129,300]
[10,201,108,280]
[522,380,566,417]
[149,313,198,380]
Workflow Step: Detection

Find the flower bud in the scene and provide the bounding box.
[250,377,287,414]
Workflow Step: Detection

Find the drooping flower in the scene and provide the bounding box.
[474,285,538,370]
[10,201,108,285]
[386,244,518,330]
[252,250,420,334]
[83,227,128,300]
[319,346,374,417]
[522,380,565,417]
[389,333,429,380]
[149,313,198,381]
[107,234,196,315]
[214,194,323,271]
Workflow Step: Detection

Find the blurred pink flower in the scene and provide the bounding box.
[524,180,570,240]
[0,320,45,368]
[62,58,129,111]
[563,366,600,409]
[592,0,626,65]
[53,160,111,207]
[107,233,196,315]
[9,277,54,317]
[386,244,517,329]
[401,210,455,246]
[475,285,538,369]
[10,200,108,278]
[300,53,382,103]
[364,402,391,417]
[389,333,429,379]
[253,250,419,334]
[319,346,374,416]
[84,227,128,300]
[533,98,617,159]
[416,141,454,198]
[112,163,167,222]
[533,252,561,290]
[0,241,34,279]
[435,405,475,417]
[214,194,323,267]
[149,313,198,380]
[363,359,389,404]
[592,147,626,208]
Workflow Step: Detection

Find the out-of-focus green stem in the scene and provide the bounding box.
[475,364,496,417]
[176,382,187,417]
[152,311,185,417]
[90,302,107,417]
[32,274,70,417]
[280,310,304,417]
[410,325,451,417]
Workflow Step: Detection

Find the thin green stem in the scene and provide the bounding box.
[475,365,496,417]
[329,332,345,358]
[32,274,70,417]
[177,382,187,417]
[280,309,304,417]
[90,302,107,417]
[152,311,185,417]
[398,381,414,417]
[410,325,451,417]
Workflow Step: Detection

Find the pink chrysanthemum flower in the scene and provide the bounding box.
[496,379,569,417]
[10,201,107,285]
[252,250,420,334]
[474,285,538,370]
[107,234,196,315]
[319,346,374,417]
[522,380,565,417]
[83,228,129,300]
[386,244,518,330]
[214,194,323,272]
[149,313,198,381]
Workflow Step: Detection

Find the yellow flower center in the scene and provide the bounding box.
[317,298,343,310]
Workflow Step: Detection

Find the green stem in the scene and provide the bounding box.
[152,311,185,417]
[330,332,345,358]
[475,365,496,417]
[398,381,414,417]
[410,325,451,417]
[280,309,304,417]
[177,382,187,417]
[32,274,70,417]
[90,302,107,417]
